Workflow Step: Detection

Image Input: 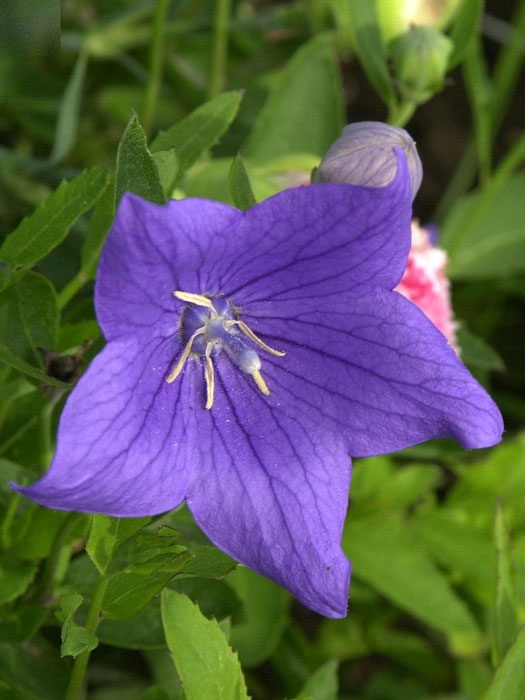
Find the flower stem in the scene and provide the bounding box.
[57,268,90,310]
[65,573,109,700]
[142,0,171,138]
[387,100,416,128]
[208,0,232,98]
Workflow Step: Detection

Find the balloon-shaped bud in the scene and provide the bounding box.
[314,121,422,201]
[390,26,453,103]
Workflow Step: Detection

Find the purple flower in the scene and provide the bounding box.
[13,151,502,617]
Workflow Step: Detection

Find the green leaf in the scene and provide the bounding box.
[180,544,236,579]
[138,688,171,700]
[243,35,344,162]
[80,178,116,280]
[345,1,395,105]
[481,626,525,699]
[0,557,38,605]
[3,272,58,366]
[441,173,525,279]
[86,515,151,575]
[412,512,493,598]
[0,603,47,644]
[115,112,166,208]
[98,600,166,650]
[152,148,180,198]
[492,502,519,666]
[228,567,289,667]
[299,660,338,700]
[103,564,191,620]
[0,167,109,278]
[448,0,484,69]
[49,51,88,164]
[344,514,482,649]
[151,91,243,174]
[0,636,69,700]
[457,325,505,370]
[56,593,98,658]
[0,342,71,390]
[229,154,257,210]
[161,589,249,700]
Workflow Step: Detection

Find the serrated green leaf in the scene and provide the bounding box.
[244,35,343,162]
[86,515,151,575]
[103,568,186,620]
[152,148,180,198]
[180,544,236,579]
[482,626,525,699]
[492,503,519,666]
[56,592,98,658]
[0,342,71,390]
[345,1,395,104]
[115,112,166,208]
[229,154,256,210]
[4,272,58,367]
[299,660,338,700]
[0,557,38,605]
[161,589,249,700]
[49,51,88,164]
[0,167,109,276]
[344,514,482,646]
[448,0,484,69]
[151,91,243,175]
[228,567,289,667]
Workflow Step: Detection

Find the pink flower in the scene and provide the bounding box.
[395,221,458,350]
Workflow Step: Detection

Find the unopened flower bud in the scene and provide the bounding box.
[314,121,422,201]
[377,0,464,42]
[390,26,453,103]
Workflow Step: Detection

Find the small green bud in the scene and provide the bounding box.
[390,26,453,103]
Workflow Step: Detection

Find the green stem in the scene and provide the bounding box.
[38,401,55,469]
[463,40,492,185]
[490,0,525,138]
[447,134,525,257]
[57,268,90,310]
[387,100,416,128]
[208,0,232,98]
[65,574,109,700]
[29,512,85,603]
[143,0,171,138]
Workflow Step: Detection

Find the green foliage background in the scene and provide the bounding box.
[0,1,525,698]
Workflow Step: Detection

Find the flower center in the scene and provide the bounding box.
[166,291,285,410]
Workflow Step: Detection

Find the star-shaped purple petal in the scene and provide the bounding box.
[13,151,502,617]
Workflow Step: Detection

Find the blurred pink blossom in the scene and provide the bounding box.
[395,221,458,350]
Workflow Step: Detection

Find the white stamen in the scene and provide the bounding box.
[166,327,205,383]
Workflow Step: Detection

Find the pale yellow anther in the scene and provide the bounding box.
[226,319,286,357]
[252,370,270,396]
[204,344,215,410]
[166,328,205,383]
[174,291,215,310]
